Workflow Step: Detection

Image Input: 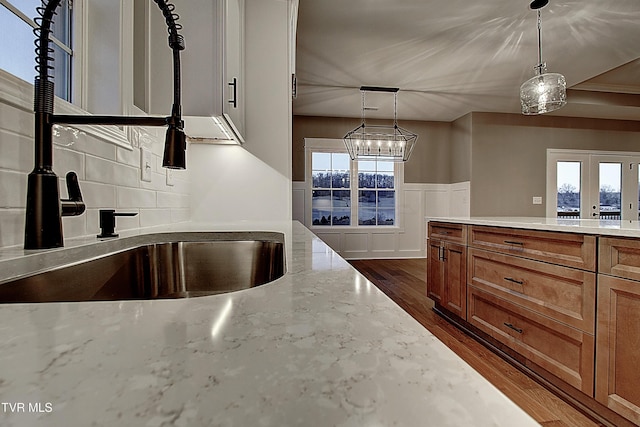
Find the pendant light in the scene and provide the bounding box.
[343,86,418,162]
[520,0,567,115]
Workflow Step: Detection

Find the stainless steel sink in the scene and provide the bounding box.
[0,236,285,303]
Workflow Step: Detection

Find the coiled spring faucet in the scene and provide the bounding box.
[25,0,187,249]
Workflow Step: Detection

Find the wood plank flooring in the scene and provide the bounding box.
[348,258,602,427]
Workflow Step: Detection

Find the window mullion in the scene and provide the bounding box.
[351,158,358,227]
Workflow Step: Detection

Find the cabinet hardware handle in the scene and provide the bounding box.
[503,322,523,334]
[504,277,524,285]
[228,77,238,108]
[504,240,524,246]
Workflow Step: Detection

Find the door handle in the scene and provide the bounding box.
[228,77,238,108]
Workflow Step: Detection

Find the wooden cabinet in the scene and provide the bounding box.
[468,285,594,394]
[466,225,597,396]
[596,238,640,425]
[427,222,467,319]
[470,225,596,271]
[426,222,640,426]
[468,248,596,333]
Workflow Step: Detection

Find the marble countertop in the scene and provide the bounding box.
[0,221,539,426]
[427,216,640,237]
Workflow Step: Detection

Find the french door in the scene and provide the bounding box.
[547,150,640,220]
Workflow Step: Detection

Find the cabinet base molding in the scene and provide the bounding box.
[433,304,636,427]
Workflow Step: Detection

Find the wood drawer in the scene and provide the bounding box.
[428,222,467,244]
[468,248,596,333]
[468,285,595,395]
[469,225,596,271]
[599,236,640,282]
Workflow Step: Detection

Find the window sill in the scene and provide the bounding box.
[0,70,132,150]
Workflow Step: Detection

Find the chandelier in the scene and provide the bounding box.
[520,0,567,115]
[343,86,418,162]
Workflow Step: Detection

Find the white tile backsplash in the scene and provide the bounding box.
[0,170,27,208]
[0,85,191,249]
[117,187,157,208]
[0,130,33,172]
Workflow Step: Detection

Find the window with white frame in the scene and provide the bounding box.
[308,140,400,227]
[0,0,73,101]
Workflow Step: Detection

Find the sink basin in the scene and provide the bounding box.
[0,234,285,303]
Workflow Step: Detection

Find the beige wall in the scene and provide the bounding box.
[292,115,452,183]
[450,113,472,183]
[470,113,640,217]
[293,113,640,217]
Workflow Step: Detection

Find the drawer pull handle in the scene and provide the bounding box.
[503,322,523,334]
[504,240,524,246]
[504,277,524,285]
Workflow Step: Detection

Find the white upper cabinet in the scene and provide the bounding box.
[137,0,245,142]
[222,0,245,140]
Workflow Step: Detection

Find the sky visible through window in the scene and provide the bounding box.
[0,3,40,84]
[557,161,622,192]
[0,1,71,100]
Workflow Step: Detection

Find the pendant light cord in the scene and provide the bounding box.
[536,9,543,73]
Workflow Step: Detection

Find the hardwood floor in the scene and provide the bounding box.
[348,258,603,427]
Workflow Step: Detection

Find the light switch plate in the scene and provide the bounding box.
[141,148,152,182]
[532,196,543,205]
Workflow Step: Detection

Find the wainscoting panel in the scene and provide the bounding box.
[343,232,368,252]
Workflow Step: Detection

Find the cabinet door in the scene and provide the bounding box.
[469,286,595,395]
[443,242,467,319]
[596,275,640,425]
[222,0,245,138]
[426,239,444,305]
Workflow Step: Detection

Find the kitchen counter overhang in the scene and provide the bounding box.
[0,221,539,426]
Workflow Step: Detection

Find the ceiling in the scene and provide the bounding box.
[292,0,640,123]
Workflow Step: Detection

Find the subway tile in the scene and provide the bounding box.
[61,213,88,240]
[0,102,32,137]
[140,208,171,228]
[171,208,190,223]
[0,209,25,248]
[0,170,27,208]
[54,147,85,179]
[86,156,139,187]
[156,191,183,208]
[65,133,115,162]
[117,187,157,208]
[80,182,117,208]
[0,130,33,172]
[116,145,140,168]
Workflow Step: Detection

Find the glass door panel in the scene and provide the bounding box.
[598,163,622,219]
[556,161,581,218]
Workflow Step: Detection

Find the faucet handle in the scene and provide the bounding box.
[61,172,86,216]
[97,209,138,238]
